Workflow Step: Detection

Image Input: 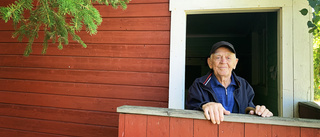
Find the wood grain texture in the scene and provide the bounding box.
[0,116,118,137]
[0,30,170,44]
[124,114,147,137]
[0,128,64,137]
[0,17,170,31]
[194,119,218,137]
[219,122,245,137]
[169,117,193,137]
[0,43,170,58]
[272,125,301,137]
[118,114,125,137]
[245,123,271,137]
[0,55,169,73]
[0,0,169,6]
[97,3,170,18]
[146,116,170,137]
[0,103,118,127]
[0,67,169,87]
[0,91,167,112]
[301,127,320,137]
[0,79,168,102]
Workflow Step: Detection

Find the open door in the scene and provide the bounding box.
[185,12,279,115]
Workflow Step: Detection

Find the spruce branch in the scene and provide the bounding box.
[0,0,130,56]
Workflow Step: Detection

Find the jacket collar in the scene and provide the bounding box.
[200,70,241,89]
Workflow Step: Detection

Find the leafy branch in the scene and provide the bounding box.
[301,0,320,101]
[0,0,130,56]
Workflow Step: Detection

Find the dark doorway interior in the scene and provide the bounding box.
[185,12,278,115]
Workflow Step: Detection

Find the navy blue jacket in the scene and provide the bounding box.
[186,71,255,114]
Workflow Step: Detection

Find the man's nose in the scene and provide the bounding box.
[220,57,227,63]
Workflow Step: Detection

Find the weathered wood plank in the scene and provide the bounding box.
[272,125,300,137]
[99,17,170,31]
[0,0,169,6]
[0,91,167,113]
[0,116,118,137]
[146,115,169,137]
[0,127,64,137]
[0,55,169,73]
[0,79,168,102]
[0,67,169,87]
[118,114,125,137]
[124,114,147,137]
[194,119,218,137]
[0,31,170,45]
[128,0,169,3]
[169,117,193,137]
[117,105,320,129]
[97,3,170,17]
[219,122,244,137]
[0,17,171,31]
[244,123,271,137]
[0,43,170,58]
[301,127,320,137]
[0,103,118,127]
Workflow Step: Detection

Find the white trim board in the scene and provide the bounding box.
[168,0,312,118]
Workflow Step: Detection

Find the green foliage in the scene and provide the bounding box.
[301,0,320,101]
[0,0,130,56]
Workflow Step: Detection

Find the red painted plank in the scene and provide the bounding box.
[301,127,320,137]
[0,0,169,6]
[194,119,218,137]
[0,55,169,73]
[0,127,64,137]
[244,123,271,137]
[146,115,169,137]
[0,79,168,102]
[124,114,147,137]
[118,114,125,137]
[0,103,118,127]
[169,117,193,137]
[0,43,170,58]
[97,3,170,17]
[128,0,169,3]
[16,55,167,72]
[219,122,244,137]
[272,125,300,137]
[0,116,118,137]
[0,17,170,31]
[0,30,170,45]
[0,91,167,112]
[98,17,171,31]
[0,67,169,87]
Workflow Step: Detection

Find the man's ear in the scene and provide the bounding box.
[233,58,239,69]
[207,57,212,69]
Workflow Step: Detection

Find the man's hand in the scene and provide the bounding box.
[202,102,230,124]
[249,105,273,117]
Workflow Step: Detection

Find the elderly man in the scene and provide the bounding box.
[186,41,273,124]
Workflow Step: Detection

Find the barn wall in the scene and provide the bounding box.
[0,0,170,136]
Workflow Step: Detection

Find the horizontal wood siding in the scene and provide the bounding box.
[119,113,320,137]
[0,0,170,137]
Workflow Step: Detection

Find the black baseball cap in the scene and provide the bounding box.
[209,41,236,55]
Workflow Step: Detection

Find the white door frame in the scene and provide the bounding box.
[168,0,312,117]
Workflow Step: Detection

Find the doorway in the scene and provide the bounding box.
[185,12,278,115]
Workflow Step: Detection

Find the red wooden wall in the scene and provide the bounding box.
[119,114,320,137]
[0,0,170,136]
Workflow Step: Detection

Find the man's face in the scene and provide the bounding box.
[207,47,238,78]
